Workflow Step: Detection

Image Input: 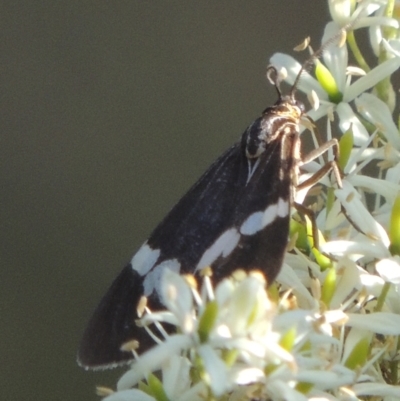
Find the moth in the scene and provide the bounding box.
[78,62,340,370]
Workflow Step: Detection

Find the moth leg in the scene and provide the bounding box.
[302,140,365,234]
[298,138,342,190]
[301,138,339,164]
[340,204,366,235]
[293,201,320,249]
[297,159,341,192]
[294,139,342,250]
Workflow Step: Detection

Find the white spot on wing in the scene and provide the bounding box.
[246,158,261,184]
[196,228,240,271]
[130,242,160,276]
[240,198,289,236]
[143,258,181,297]
[277,198,289,217]
[240,211,265,235]
[261,203,279,228]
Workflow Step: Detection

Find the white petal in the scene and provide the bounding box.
[305,103,332,125]
[335,182,390,246]
[353,15,398,30]
[308,391,343,400]
[227,338,267,358]
[223,276,269,335]
[328,0,352,24]
[296,369,354,390]
[322,22,348,91]
[324,309,348,324]
[355,93,400,149]
[324,198,346,231]
[352,1,382,21]
[386,163,400,184]
[321,239,388,260]
[345,57,400,102]
[330,258,363,308]
[230,367,264,385]
[336,102,369,145]
[162,355,191,399]
[347,174,400,204]
[383,37,400,57]
[176,382,207,401]
[359,272,385,295]
[273,309,311,332]
[278,263,316,307]
[352,382,400,397]
[198,344,229,396]
[117,335,192,390]
[376,258,400,284]
[369,22,382,56]
[346,312,400,335]
[160,269,193,330]
[266,380,307,401]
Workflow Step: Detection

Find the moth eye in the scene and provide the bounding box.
[246,135,265,159]
[296,100,305,114]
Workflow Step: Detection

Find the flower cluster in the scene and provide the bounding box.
[97,1,400,400]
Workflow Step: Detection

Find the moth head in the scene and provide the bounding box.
[265,66,305,121]
[276,95,305,120]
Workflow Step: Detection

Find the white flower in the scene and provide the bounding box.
[376,257,400,284]
[109,265,400,400]
[355,93,400,149]
[328,0,395,28]
[114,271,299,398]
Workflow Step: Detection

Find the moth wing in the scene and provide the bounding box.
[78,123,293,369]
[78,142,246,368]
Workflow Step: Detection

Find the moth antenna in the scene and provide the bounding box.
[289,20,356,100]
[266,65,282,99]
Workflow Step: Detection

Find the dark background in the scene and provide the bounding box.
[1,2,330,400]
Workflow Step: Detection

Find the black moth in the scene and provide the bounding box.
[78,63,338,370]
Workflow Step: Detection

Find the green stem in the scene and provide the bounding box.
[375,0,397,109]
[374,282,391,312]
[383,0,395,39]
[388,336,400,384]
[347,31,370,72]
